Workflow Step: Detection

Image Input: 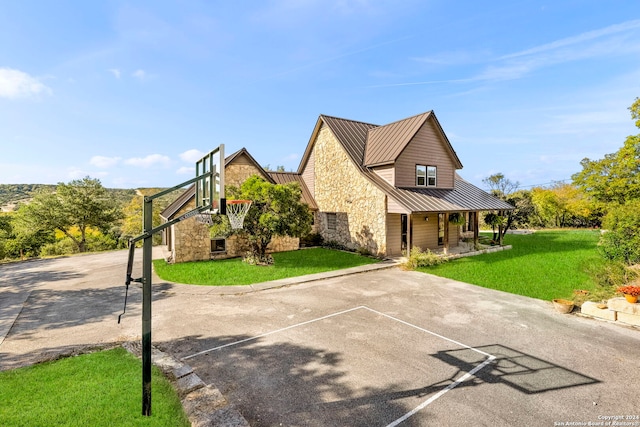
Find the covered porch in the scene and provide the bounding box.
[386,211,481,257]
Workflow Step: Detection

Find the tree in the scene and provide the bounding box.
[228,175,312,264]
[573,98,640,208]
[19,177,122,253]
[1,211,55,259]
[599,200,640,265]
[531,183,592,227]
[119,194,163,245]
[482,173,518,239]
[630,97,640,129]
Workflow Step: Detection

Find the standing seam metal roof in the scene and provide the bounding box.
[364,111,431,166]
[319,115,513,213]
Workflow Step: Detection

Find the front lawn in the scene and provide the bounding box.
[421,230,605,301]
[0,347,189,427]
[153,247,379,286]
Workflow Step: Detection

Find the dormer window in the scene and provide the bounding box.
[416,165,437,187]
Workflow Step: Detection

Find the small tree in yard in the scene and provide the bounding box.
[599,200,640,265]
[18,177,122,253]
[483,173,517,239]
[228,175,312,265]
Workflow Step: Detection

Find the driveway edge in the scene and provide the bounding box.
[123,341,249,427]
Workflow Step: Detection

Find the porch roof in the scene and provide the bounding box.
[371,173,515,213]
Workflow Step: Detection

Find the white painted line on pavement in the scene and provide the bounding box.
[363,307,495,358]
[385,355,496,427]
[182,305,367,360]
[182,304,497,427]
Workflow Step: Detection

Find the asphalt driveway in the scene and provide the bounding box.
[1,249,640,426]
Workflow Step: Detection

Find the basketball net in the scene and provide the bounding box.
[226,200,252,229]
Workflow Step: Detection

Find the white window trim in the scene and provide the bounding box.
[427,166,437,187]
[416,165,426,186]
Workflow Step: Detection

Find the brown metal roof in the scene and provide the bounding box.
[318,115,377,166]
[364,111,431,166]
[298,113,511,213]
[378,174,515,212]
[267,171,318,210]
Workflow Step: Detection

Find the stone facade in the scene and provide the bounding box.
[225,163,268,189]
[167,154,301,263]
[312,124,388,256]
[171,200,212,263]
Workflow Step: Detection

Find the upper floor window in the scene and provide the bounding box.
[416,165,437,187]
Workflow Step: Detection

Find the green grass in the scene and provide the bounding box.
[0,347,190,427]
[154,247,379,286]
[421,230,605,301]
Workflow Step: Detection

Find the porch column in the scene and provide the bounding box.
[473,211,479,247]
[407,214,412,258]
[443,213,449,254]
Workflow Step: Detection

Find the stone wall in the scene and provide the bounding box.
[173,216,212,263]
[168,157,301,263]
[313,124,388,256]
[225,163,268,190]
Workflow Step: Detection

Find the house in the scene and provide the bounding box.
[161,110,512,263]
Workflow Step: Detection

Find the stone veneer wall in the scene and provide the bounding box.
[313,124,388,255]
[211,235,300,260]
[225,163,267,189]
[169,158,301,263]
[172,199,212,263]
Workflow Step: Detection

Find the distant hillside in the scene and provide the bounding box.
[0,184,57,211]
[0,184,185,212]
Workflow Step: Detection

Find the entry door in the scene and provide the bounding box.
[438,213,445,245]
[401,214,407,251]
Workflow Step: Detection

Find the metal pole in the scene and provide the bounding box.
[142,196,153,416]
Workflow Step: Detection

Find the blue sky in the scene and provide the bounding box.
[1,1,639,190]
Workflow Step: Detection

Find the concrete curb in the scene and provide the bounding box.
[158,258,402,296]
[123,341,249,427]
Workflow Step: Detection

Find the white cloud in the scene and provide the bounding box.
[125,154,171,168]
[90,155,121,168]
[0,68,52,99]
[282,153,300,162]
[108,68,122,79]
[176,166,194,175]
[501,19,640,60]
[67,167,89,180]
[179,149,205,163]
[132,69,146,79]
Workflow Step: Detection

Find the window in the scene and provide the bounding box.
[326,212,337,231]
[211,239,226,253]
[416,165,437,187]
[416,165,426,186]
[427,166,437,187]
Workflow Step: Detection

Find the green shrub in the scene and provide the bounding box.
[403,246,447,270]
[301,232,323,247]
[242,252,274,266]
[323,240,350,251]
[356,246,373,257]
[41,238,78,256]
[587,260,638,289]
[599,201,640,264]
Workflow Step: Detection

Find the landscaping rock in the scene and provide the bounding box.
[580,301,617,321]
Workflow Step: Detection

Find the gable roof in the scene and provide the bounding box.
[364,111,463,168]
[298,115,376,174]
[225,147,274,183]
[298,112,512,213]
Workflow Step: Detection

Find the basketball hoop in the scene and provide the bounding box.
[226,200,252,229]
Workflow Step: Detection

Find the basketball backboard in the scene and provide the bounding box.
[195,145,225,214]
